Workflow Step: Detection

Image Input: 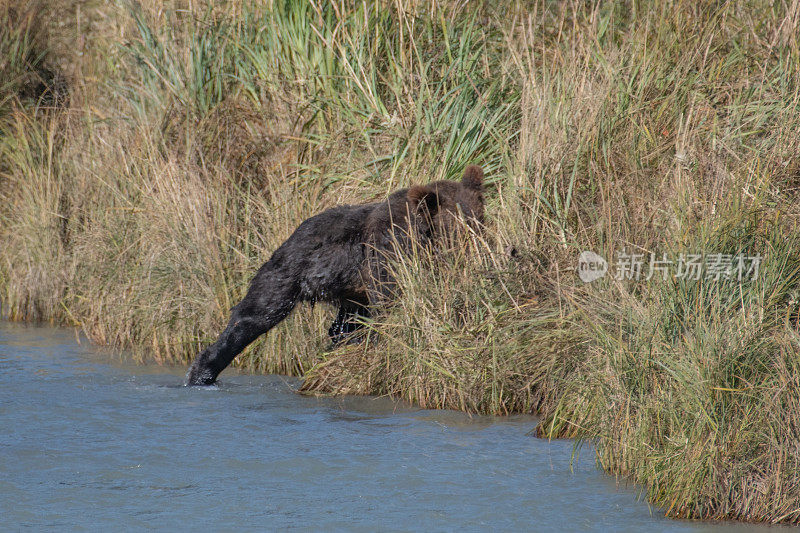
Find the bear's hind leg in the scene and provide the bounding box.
[327,302,370,346]
[186,278,299,386]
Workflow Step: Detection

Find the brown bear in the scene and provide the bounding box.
[185,165,485,385]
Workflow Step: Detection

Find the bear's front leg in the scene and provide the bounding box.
[327,302,371,346]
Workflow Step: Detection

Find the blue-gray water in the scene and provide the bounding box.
[0,322,785,531]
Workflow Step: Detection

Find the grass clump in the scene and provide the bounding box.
[2,0,800,524]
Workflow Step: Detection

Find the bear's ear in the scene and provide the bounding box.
[408,185,439,216]
[461,165,484,191]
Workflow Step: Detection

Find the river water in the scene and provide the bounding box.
[0,322,785,531]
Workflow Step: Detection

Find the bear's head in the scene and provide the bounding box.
[406,165,485,238]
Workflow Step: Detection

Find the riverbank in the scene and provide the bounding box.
[2,0,799,523]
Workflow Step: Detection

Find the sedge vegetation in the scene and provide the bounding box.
[2,0,800,523]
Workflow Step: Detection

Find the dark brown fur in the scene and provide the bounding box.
[186,166,485,385]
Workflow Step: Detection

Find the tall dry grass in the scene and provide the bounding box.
[2,0,800,523]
